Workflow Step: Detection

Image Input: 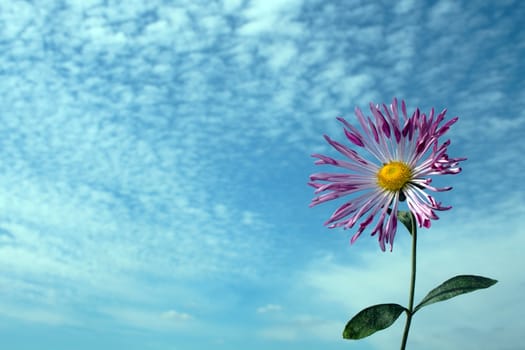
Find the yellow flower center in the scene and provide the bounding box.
[377,161,412,191]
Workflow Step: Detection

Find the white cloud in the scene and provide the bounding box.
[429,1,460,26]
[257,314,343,342]
[139,6,193,48]
[394,0,416,14]
[222,0,243,13]
[257,303,282,314]
[0,1,35,40]
[66,0,103,11]
[0,304,76,326]
[265,41,298,71]
[160,309,192,321]
[242,0,302,21]
[338,74,374,103]
[238,0,304,36]
[102,307,194,332]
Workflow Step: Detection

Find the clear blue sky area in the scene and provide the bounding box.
[0,1,524,349]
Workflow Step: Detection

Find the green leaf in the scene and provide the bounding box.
[414,275,498,313]
[397,210,416,235]
[342,303,406,340]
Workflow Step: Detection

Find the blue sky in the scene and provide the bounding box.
[0,0,523,349]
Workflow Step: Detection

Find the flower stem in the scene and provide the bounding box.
[400,213,417,350]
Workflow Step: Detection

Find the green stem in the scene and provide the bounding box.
[400,213,417,350]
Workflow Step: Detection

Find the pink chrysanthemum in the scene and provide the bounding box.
[309,98,466,251]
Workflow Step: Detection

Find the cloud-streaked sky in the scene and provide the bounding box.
[0,1,523,349]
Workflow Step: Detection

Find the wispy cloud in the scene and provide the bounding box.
[102,307,194,332]
[256,303,282,314]
[0,0,523,349]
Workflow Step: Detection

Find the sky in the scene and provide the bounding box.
[0,0,524,349]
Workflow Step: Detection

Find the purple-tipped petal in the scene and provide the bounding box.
[344,128,365,147]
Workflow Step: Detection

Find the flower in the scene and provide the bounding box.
[309,98,466,251]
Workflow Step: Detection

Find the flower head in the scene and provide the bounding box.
[309,98,466,251]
